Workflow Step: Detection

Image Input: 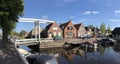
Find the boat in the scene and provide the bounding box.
[98,38,116,46]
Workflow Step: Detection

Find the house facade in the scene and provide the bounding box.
[27,27,42,38]
[85,27,93,35]
[44,22,63,38]
[74,23,86,37]
[60,20,76,38]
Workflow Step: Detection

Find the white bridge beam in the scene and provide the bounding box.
[18,18,55,42]
[19,18,54,23]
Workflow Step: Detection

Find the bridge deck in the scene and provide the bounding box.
[15,38,53,46]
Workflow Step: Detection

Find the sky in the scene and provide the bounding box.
[15,0,120,32]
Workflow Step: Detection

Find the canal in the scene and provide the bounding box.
[19,42,120,64]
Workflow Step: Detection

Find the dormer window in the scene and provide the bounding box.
[67,26,73,30]
[62,26,64,30]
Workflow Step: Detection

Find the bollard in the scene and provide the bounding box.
[94,43,98,51]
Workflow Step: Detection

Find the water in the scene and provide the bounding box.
[19,42,120,64]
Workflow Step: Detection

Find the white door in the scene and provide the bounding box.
[58,32,61,36]
[53,32,57,36]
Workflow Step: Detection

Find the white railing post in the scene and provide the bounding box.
[52,38,53,43]
[46,38,47,43]
[38,22,41,42]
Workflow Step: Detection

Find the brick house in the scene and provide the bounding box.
[60,20,76,38]
[43,22,63,38]
[74,23,86,38]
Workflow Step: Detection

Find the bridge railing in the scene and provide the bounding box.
[40,38,53,43]
[15,38,53,46]
[15,38,37,44]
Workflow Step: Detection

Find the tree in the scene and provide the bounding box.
[19,30,26,38]
[100,22,106,34]
[10,30,19,36]
[88,25,95,29]
[0,0,24,43]
[107,25,111,34]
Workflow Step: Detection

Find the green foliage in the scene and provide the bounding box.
[88,25,95,29]
[0,0,24,42]
[19,30,26,38]
[100,22,106,34]
[107,25,111,34]
[10,31,19,36]
[10,30,27,39]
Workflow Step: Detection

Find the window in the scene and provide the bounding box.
[62,26,64,30]
[67,32,73,37]
[52,27,58,30]
[67,26,73,30]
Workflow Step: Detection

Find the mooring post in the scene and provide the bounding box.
[85,44,88,59]
[94,43,98,51]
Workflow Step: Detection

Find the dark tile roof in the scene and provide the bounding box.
[112,27,120,34]
[85,27,99,32]
[85,27,90,31]
[60,20,71,30]
[45,23,53,31]
[60,20,72,29]
[74,23,82,30]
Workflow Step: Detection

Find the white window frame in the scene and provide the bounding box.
[52,27,58,30]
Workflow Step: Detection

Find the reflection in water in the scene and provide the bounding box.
[64,50,75,61]
[98,45,105,55]
[114,42,120,52]
[20,42,120,64]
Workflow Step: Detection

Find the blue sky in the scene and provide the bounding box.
[16,0,120,32]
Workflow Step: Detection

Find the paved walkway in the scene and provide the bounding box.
[40,38,101,49]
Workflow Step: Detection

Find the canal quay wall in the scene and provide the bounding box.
[39,38,102,49]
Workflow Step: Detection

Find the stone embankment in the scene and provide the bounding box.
[0,40,26,64]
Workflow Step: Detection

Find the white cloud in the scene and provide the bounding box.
[83,11,99,15]
[115,10,120,14]
[92,11,99,14]
[41,15,49,19]
[83,11,91,15]
[109,19,120,22]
